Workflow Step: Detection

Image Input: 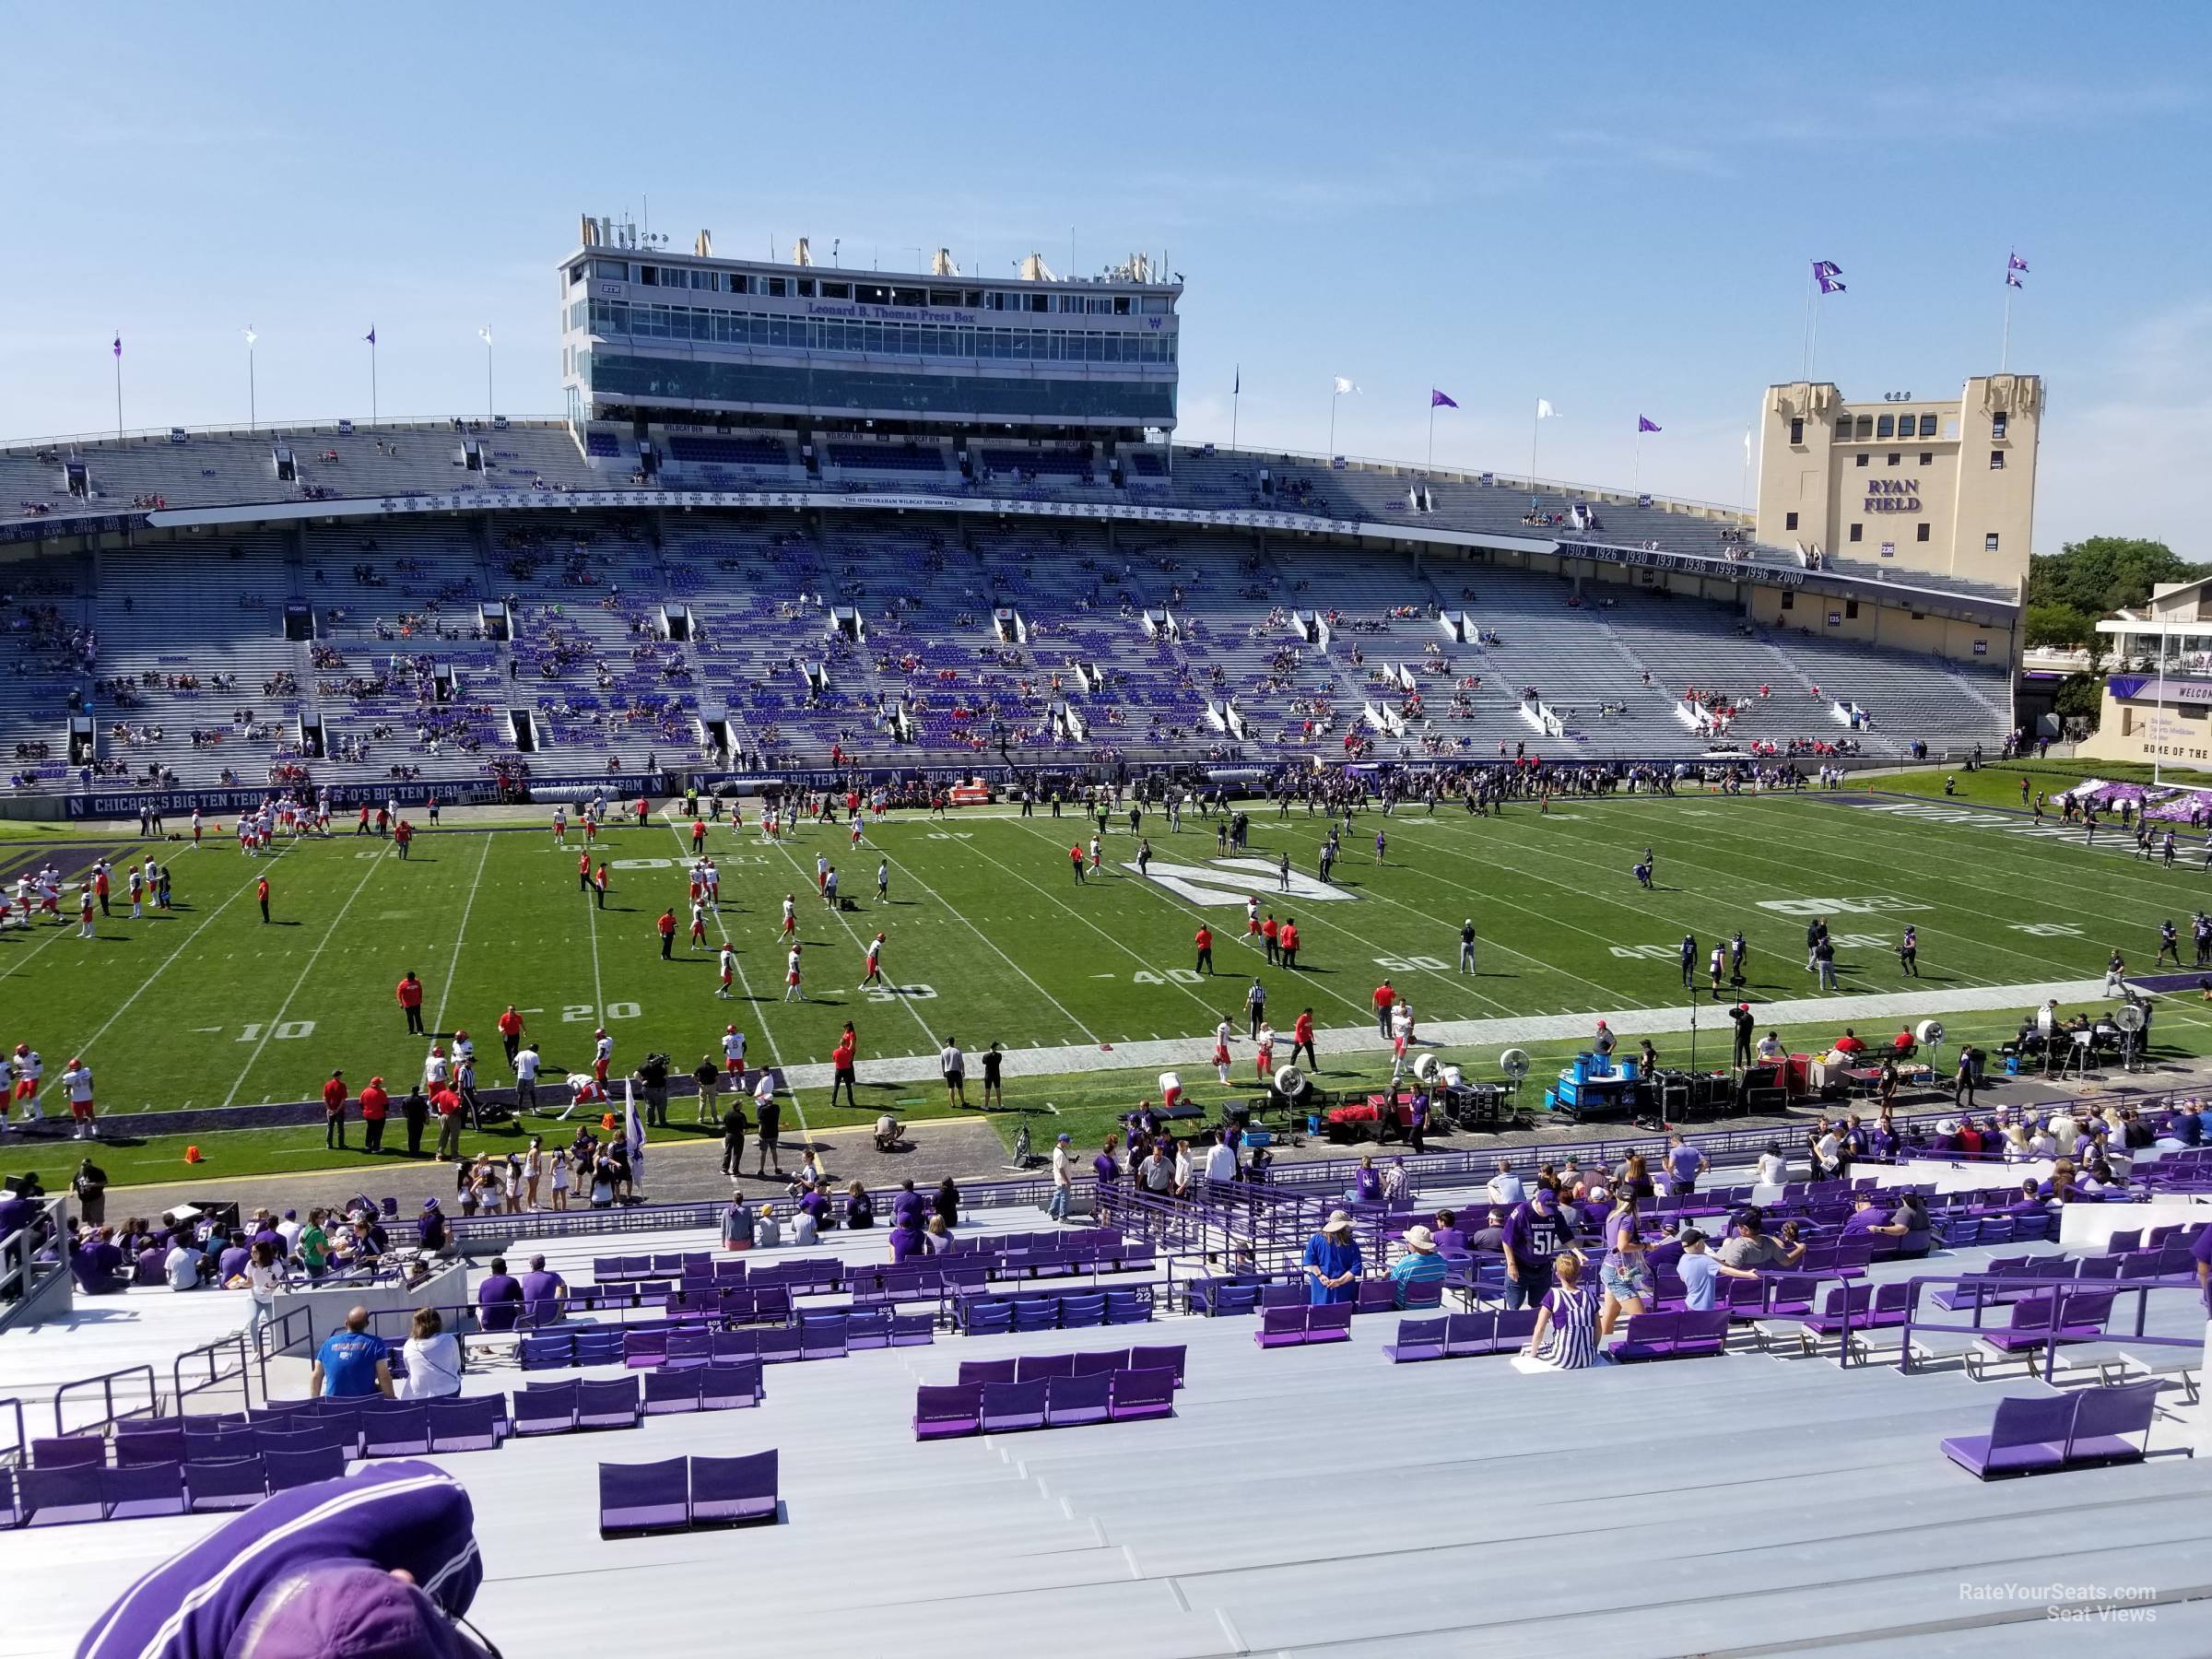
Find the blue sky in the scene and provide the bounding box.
[6,1,2207,551]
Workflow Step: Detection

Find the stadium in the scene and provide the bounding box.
[5,208,2212,1659]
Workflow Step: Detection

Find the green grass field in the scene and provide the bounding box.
[6,783,2211,1190]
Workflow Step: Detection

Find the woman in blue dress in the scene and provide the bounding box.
[1524,1253,1601,1368]
[1300,1210,1362,1303]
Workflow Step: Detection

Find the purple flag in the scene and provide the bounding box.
[1637,416,1661,433]
[2006,272,2023,289]
[365,325,377,346]
[2008,253,2029,273]
[1430,389,1458,408]
[1816,272,1846,295]
[112,334,122,359]
[1812,259,1842,279]
[1232,363,1239,394]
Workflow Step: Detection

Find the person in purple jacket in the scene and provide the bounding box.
[76,1460,488,1659]
[1503,1187,1575,1311]
[476,1257,524,1332]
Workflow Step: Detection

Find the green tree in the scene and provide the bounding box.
[2022,602,2093,652]
[2053,673,2104,729]
[2028,536,2208,616]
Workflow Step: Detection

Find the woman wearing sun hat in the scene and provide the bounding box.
[1301,1209,1363,1304]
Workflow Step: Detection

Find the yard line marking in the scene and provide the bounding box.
[70,851,293,1061]
[651,811,810,1148]
[220,849,387,1107]
[856,836,1104,1045]
[428,830,495,1035]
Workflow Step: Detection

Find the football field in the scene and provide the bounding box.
[1,787,2202,1134]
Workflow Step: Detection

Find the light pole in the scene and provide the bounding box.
[478,326,494,421]
[242,325,257,429]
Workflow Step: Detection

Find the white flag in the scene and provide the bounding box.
[478,326,494,347]
[1535,398,1559,419]
[1743,429,1753,461]
[1332,376,1359,396]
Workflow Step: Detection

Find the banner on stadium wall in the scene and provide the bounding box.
[62,772,663,820]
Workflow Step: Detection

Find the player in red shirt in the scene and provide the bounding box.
[322,1071,348,1149]
[658,908,677,960]
[1070,845,1087,885]
[1277,919,1300,970]
[830,1024,858,1107]
[1292,1007,1317,1069]
[255,876,271,924]
[1261,913,1279,965]
[359,1075,390,1153]
[497,1005,524,1065]
[396,971,425,1035]
[691,818,707,853]
[393,819,413,859]
[593,863,609,908]
[578,850,593,892]
[1371,979,1396,1035]
[1194,924,1214,976]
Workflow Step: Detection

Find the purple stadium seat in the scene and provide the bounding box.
[959,1359,1018,1387]
[114,1429,186,1467]
[360,1403,431,1457]
[889,1312,935,1347]
[1107,1368,1176,1421]
[1940,1394,2077,1479]
[1071,1348,1130,1376]
[101,1461,188,1520]
[689,1451,778,1525]
[427,1395,505,1453]
[1384,1317,1449,1362]
[1305,1303,1354,1343]
[1044,1371,1113,1428]
[2064,1381,2161,1465]
[700,1360,763,1410]
[1610,1312,1682,1362]
[31,1437,103,1471]
[1128,1344,1185,1385]
[756,1327,803,1364]
[1254,1306,1308,1349]
[264,1444,348,1492]
[914,1383,983,1440]
[512,1381,580,1436]
[643,1369,704,1416]
[1016,1353,1075,1383]
[980,1380,1048,1432]
[577,1378,641,1430]
[21,1465,107,1525]
[184,1456,268,1512]
[598,1458,690,1535]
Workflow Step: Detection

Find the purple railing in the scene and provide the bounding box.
[51,1363,157,1438]
[1898,1273,2202,1385]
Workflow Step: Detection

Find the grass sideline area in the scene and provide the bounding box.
[1874,757,2199,812]
[6,785,2211,1192]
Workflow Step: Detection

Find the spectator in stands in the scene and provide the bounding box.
[1390,1224,1450,1307]
[311,1306,394,1399]
[1503,1187,1573,1311]
[71,1226,124,1296]
[1486,1158,1524,1206]
[844,1182,876,1229]
[163,1232,206,1290]
[722,1193,755,1252]
[1300,1209,1362,1304]
[1430,1208,1467,1253]
[1677,1230,1759,1311]
[1521,1253,1600,1370]
[400,1306,465,1400]
[1598,1212,1651,1338]
[520,1253,566,1317]
[889,1212,927,1262]
[477,1256,524,1331]
[934,1176,960,1229]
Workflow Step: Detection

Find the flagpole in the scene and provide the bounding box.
[113,335,124,443]
[2000,282,2013,373]
[1530,407,1539,485]
[371,333,379,426]
[1807,284,1822,382]
[1741,429,1752,515]
[1427,399,1436,474]
[1230,369,1240,451]
[1802,275,1816,380]
[1328,391,1336,460]
[1633,428,1641,492]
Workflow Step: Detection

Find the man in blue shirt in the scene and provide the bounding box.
[311,1306,394,1398]
[1389,1225,1451,1308]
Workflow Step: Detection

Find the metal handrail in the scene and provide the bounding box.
[1897,1272,2201,1384]
[0,1397,25,1468]
[0,1194,65,1311]
[173,1333,251,1418]
[51,1363,157,1439]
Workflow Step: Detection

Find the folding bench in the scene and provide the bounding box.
[573,1331,626,1367]
[665,1331,713,1369]
[799,1315,848,1360]
[1444,1312,1501,1359]
[700,1360,763,1410]
[959,1359,1018,1386]
[845,1311,891,1349]
[1104,1289,1152,1325]
[915,1383,984,1440]
[1017,1353,1076,1383]
[1107,1368,1176,1421]
[2064,1380,2163,1466]
[623,1331,668,1370]
[1383,1317,1448,1362]
[115,1429,187,1467]
[599,1457,690,1536]
[1072,1348,1130,1377]
[1254,1306,1309,1349]
[756,1327,803,1364]
[689,1451,778,1525]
